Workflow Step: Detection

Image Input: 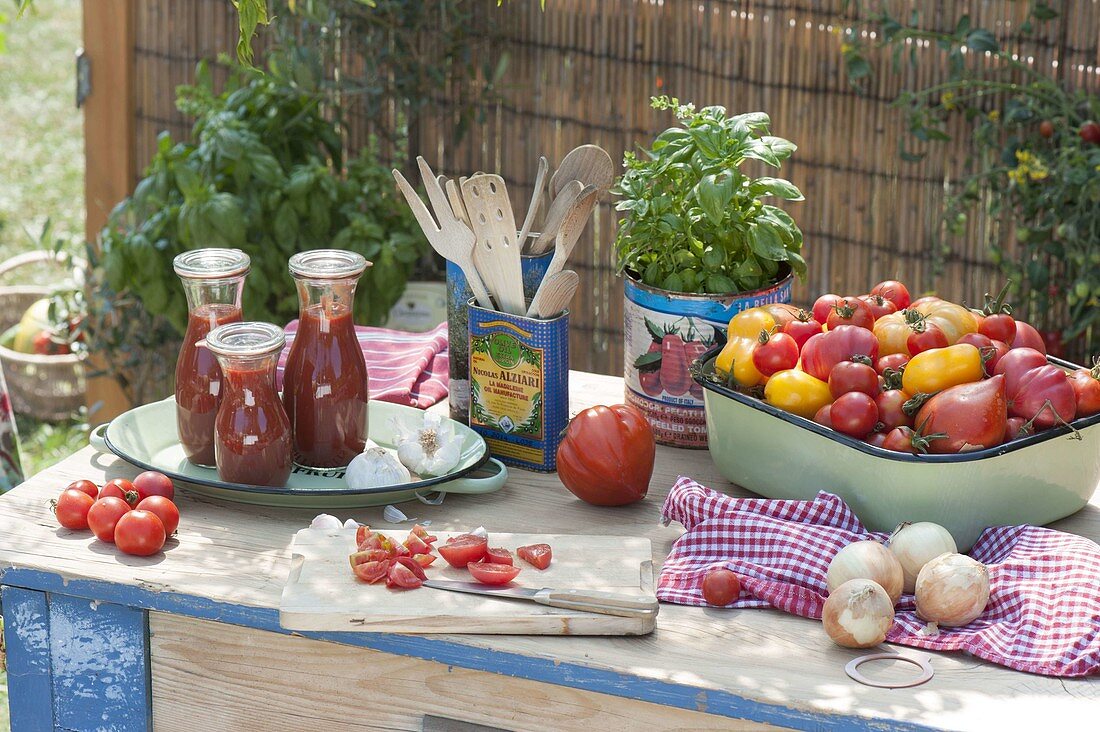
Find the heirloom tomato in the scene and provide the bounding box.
[812,294,843,325]
[910,300,978,344]
[864,431,889,448]
[913,376,1007,453]
[783,312,823,351]
[874,352,909,375]
[994,347,1048,379]
[1011,321,1047,354]
[714,308,777,387]
[1004,363,1077,429]
[828,361,880,398]
[764,370,833,419]
[858,293,898,320]
[752,330,800,377]
[556,404,654,506]
[54,489,95,530]
[800,326,879,382]
[881,426,919,453]
[826,297,875,331]
[1004,416,1032,442]
[114,510,167,556]
[1069,365,1100,417]
[870,280,912,311]
[906,323,948,355]
[875,390,913,431]
[956,333,1009,376]
[873,312,912,356]
[830,392,878,438]
[901,344,984,396]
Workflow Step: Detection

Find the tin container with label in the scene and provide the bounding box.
[468,300,568,472]
[447,246,553,422]
[622,270,793,449]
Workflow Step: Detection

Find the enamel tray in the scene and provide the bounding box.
[90,397,507,508]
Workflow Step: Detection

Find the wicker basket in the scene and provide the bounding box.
[0,251,87,421]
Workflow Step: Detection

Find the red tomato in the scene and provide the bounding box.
[828,361,880,398]
[882,426,919,453]
[485,547,514,565]
[830,392,878,438]
[101,479,139,507]
[1006,364,1077,429]
[979,314,1016,345]
[913,376,1008,453]
[133,471,174,501]
[782,313,823,351]
[1004,416,1032,442]
[412,553,437,568]
[800,326,880,382]
[1079,121,1100,145]
[517,543,552,570]
[701,568,741,606]
[752,331,800,377]
[875,389,913,431]
[659,334,692,396]
[1069,367,1100,417]
[874,353,910,375]
[386,562,423,589]
[556,404,654,506]
[135,496,180,536]
[864,431,889,448]
[870,281,912,311]
[467,561,521,586]
[1011,321,1047,354]
[994,347,1048,378]
[858,294,898,320]
[812,404,833,429]
[349,548,391,568]
[395,555,428,581]
[410,524,436,544]
[906,323,948,355]
[355,525,372,547]
[66,479,99,499]
[87,497,131,542]
[438,534,489,568]
[114,510,167,556]
[353,559,391,584]
[826,297,875,331]
[812,294,843,325]
[403,532,432,556]
[1039,120,1054,138]
[54,489,95,530]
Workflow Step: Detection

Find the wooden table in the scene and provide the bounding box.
[0,372,1096,731]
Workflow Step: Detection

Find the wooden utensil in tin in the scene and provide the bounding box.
[517,156,549,253]
[531,270,579,319]
[548,144,615,199]
[461,174,526,316]
[526,186,599,317]
[528,180,584,256]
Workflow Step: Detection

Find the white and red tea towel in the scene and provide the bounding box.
[658,477,1100,677]
[276,321,449,409]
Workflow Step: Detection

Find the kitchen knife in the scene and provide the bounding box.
[422,579,659,618]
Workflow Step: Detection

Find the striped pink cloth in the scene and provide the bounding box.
[659,477,1100,677]
[276,321,449,409]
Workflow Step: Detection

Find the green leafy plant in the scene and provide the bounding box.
[613,96,805,295]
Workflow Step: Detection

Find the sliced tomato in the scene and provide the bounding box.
[412,553,437,568]
[467,561,521,585]
[357,531,388,553]
[438,533,489,568]
[355,525,371,546]
[404,532,432,555]
[386,562,423,589]
[349,549,390,568]
[353,559,391,584]
[392,541,412,558]
[411,524,437,544]
[485,547,514,565]
[395,556,428,580]
[516,543,552,570]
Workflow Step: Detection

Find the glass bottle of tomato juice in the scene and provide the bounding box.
[282,250,371,469]
[173,249,250,467]
[205,322,293,487]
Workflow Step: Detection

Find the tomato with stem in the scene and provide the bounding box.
[906,322,948,356]
[870,280,912,311]
[114,510,167,556]
[826,297,875,331]
[53,489,95,530]
[101,479,139,507]
[557,404,654,506]
[858,294,897,320]
[752,330,799,377]
[882,426,919,453]
[828,360,880,398]
[1069,363,1100,417]
[913,376,1008,453]
[876,389,913,431]
[812,294,843,325]
[874,353,909,375]
[782,310,823,350]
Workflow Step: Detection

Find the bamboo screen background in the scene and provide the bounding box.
[132,1,1100,374]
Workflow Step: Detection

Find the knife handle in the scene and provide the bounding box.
[533,588,659,618]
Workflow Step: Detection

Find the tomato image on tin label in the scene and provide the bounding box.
[628,314,715,406]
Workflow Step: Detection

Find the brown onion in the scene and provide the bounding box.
[826,540,904,605]
[822,579,895,648]
[915,553,990,627]
[888,522,958,593]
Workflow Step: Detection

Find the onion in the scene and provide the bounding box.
[826,540,904,605]
[822,579,895,648]
[914,553,990,627]
[888,522,958,593]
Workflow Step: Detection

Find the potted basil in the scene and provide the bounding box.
[614,96,805,447]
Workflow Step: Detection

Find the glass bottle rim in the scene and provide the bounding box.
[288,249,370,280]
[205,322,285,358]
[173,248,251,279]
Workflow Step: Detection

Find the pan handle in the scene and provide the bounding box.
[414,457,508,504]
[89,423,110,454]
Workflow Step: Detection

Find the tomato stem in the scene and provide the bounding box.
[982,281,1014,316]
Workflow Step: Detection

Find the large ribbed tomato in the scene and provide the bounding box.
[556,404,655,506]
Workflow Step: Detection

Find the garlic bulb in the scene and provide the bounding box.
[393,412,463,476]
[888,522,958,593]
[914,552,990,627]
[826,540,904,605]
[346,447,412,489]
[310,513,343,530]
[822,578,895,648]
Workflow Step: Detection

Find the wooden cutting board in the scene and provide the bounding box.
[280,528,657,635]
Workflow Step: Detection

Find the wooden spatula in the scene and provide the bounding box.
[529,180,584,256]
[530,270,579,319]
[526,185,598,317]
[548,144,615,199]
[461,174,526,316]
[517,156,549,253]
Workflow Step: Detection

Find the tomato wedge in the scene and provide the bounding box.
[438,534,488,568]
[404,532,432,555]
[355,525,371,546]
[467,561,521,585]
[353,559,391,584]
[395,556,428,581]
[387,562,423,589]
[411,524,437,544]
[485,547,514,565]
[516,544,552,570]
[348,548,390,568]
[412,553,437,568]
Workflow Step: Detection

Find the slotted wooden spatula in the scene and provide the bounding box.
[461,174,526,316]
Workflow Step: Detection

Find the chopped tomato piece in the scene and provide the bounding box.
[485,547,513,565]
[412,553,437,568]
[355,525,371,546]
[467,561,521,585]
[395,556,427,580]
[404,532,432,555]
[353,559,391,584]
[357,531,392,553]
[517,543,552,570]
[348,549,389,568]
[386,562,423,589]
[411,523,437,544]
[392,540,412,558]
[438,533,488,568]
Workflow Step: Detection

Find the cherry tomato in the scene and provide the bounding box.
[517,543,552,570]
[54,489,95,530]
[66,479,99,499]
[782,312,823,351]
[828,361,880,398]
[1079,121,1100,145]
[87,497,131,542]
[135,496,180,536]
[870,280,912,311]
[1039,120,1054,138]
[557,404,654,506]
[701,568,741,606]
[874,353,910,375]
[1069,366,1100,417]
[882,426,919,453]
[858,294,898,320]
[979,314,1016,345]
[353,559,391,584]
[812,294,843,325]
[906,323,948,355]
[826,297,875,331]
[485,547,514,565]
[752,331,800,377]
[114,510,167,556]
[864,431,889,448]
[830,392,878,438]
[386,562,423,589]
[438,534,489,568]
[133,471,174,501]
[813,404,833,429]
[467,561,522,586]
[875,389,913,431]
[101,478,139,507]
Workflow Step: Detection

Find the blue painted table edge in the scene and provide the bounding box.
[0,566,939,732]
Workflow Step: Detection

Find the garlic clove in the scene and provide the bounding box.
[310,513,343,530]
[346,446,413,490]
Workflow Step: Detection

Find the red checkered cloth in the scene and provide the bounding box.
[276,321,449,409]
[659,477,1100,677]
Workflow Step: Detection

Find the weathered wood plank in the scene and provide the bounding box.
[1,586,53,732]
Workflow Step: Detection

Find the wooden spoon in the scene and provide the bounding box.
[526,186,599,317]
[548,144,615,199]
[461,174,526,316]
[445,178,470,228]
[529,180,584,256]
[532,270,579,319]
[517,156,549,253]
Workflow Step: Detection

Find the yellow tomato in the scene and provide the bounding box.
[764,369,833,419]
[873,312,911,356]
[714,308,777,388]
[912,300,978,344]
[901,344,984,395]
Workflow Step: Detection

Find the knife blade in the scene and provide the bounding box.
[422,579,659,618]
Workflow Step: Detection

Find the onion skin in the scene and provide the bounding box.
[826,540,904,605]
[915,553,991,627]
[888,522,958,594]
[822,579,895,648]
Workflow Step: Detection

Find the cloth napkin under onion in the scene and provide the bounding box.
[658,477,1100,677]
[276,321,448,409]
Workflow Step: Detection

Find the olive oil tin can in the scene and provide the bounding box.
[467,300,569,472]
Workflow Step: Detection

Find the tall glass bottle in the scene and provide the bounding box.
[205,322,292,487]
[282,250,370,469]
[173,249,250,467]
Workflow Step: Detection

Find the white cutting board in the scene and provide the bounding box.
[280,528,657,635]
